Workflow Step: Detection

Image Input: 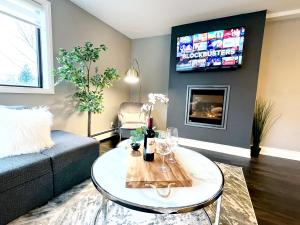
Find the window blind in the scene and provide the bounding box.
[0,0,42,27]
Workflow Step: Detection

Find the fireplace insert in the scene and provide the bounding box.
[185,85,230,129]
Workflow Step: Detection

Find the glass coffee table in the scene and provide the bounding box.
[91,145,224,225]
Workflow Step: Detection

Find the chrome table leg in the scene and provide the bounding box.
[102,197,108,224]
[94,196,108,225]
[214,196,222,225]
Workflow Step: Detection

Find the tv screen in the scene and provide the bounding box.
[176,27,245,72]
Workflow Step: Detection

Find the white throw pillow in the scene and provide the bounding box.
[0,107,54,158]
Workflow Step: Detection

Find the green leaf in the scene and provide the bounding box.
[54,42,119,114]
[129,126,145,143]
[251,98,278,147]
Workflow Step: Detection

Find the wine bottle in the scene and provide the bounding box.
[144,118,155,161]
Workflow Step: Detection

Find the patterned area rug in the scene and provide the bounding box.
[9,163,257,225]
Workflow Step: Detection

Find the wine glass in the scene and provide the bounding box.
[155,137,171,173]
[166,127,178,163]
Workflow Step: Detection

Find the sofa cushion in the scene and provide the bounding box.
[121,122,146,129]
[42,130,99,195]
[120,112,146,124]
[0,172,53,225]
[42,130,98,170]
[0,153,52,193]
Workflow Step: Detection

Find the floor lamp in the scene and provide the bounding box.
[124,59,142,102]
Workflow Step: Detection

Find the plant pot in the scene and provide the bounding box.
[130,142,141,151]
[250,145,261,157]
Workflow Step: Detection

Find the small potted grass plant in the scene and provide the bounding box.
[251,98,277,157]
[130,127,145,151]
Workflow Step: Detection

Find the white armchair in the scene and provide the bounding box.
[118,102,147,139]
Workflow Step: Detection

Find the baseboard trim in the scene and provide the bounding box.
[178,137,251,158]
[260,146,300,161]
[178,137,300,161]
[94,131,116,141]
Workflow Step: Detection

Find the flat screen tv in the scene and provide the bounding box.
[176,27,245,72]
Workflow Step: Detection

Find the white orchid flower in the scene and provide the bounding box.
[141,103,154,113]
[148,93,156,104]
[141,93,169,118]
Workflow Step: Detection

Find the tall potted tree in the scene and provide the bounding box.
[251,98,277,157]
[55,42,119,137]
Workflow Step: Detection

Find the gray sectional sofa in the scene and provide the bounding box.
[0,130,99,225]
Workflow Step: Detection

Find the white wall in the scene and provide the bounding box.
[131,35,170,130]
[257,18,300,152]
[0,0,131,138]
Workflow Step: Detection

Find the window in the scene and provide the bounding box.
[0,0,53,94]
[0,13,42,88]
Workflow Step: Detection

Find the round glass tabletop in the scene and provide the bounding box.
[91,146,224,214]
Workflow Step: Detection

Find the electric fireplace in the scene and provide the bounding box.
[185,85,230,129]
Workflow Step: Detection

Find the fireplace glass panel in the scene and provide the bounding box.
[185,86,230,129]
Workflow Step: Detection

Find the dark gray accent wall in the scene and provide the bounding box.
[167,11,266,148]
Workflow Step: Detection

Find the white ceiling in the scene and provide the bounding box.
[71,0,300,39]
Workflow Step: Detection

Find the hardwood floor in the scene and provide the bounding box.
[99,135,120,154]
[187,148,300,225]
[99,137,300,225]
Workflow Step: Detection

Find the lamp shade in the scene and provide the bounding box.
[124,68,139,84]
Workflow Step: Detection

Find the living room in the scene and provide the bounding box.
[0,0,299,225]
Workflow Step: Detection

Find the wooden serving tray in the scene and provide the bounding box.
[126,148,192,188]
